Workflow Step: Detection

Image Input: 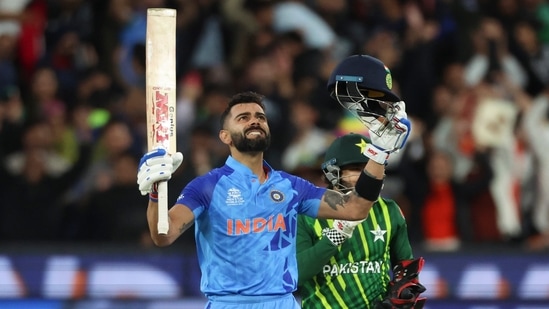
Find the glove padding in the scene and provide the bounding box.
[324,218,365,246]
[375,257,427,309]
[333,219,365,238]
[373,110,410,151]
[137,147,184,195]
[363,103,411,164]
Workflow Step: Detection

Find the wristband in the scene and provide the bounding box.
[355,170,384,201]
[149,183,159,202]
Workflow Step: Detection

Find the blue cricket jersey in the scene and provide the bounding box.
[176,156,326,298]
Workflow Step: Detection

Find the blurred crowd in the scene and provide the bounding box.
[0,0,548,252]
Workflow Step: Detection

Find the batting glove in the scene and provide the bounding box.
[325,219,366,246]
[137,147,184,195]
[363,107,411,164]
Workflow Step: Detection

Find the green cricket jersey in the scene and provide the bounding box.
[296,197,413,309]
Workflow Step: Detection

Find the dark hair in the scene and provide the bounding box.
[219,91,266,129]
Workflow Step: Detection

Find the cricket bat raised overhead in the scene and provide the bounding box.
[145,8,177,235]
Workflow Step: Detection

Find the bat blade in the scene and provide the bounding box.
[146,8,177,235]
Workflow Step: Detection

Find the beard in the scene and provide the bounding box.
[231,129,271,153]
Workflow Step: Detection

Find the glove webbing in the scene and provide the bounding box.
[324,229,347,246]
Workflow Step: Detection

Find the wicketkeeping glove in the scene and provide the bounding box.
[375,257,427,309]
[363,103,411,164]
[137,147,183,195]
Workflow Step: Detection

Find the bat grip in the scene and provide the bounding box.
[157,181,169,235]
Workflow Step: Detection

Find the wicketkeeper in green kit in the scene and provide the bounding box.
[296,55,427,309]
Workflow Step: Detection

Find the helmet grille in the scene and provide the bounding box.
[332,80,398,136]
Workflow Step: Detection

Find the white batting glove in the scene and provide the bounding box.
[363,106,411,164]
[333,219,365,238]
[325,219,366,246]
[137,147,184,195]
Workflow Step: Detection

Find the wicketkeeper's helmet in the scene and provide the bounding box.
[322,133,371,192]
[327,55,402,136]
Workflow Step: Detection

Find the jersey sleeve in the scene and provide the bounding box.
[296,215,338,286]
[289,174,326,218]
[175,174,216,218]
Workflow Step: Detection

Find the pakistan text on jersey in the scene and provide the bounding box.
[323,261,384,276]
[226,213,287,235]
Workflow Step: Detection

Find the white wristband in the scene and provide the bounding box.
[363,144,389,165]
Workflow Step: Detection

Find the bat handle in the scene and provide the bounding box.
[157,181,169,235]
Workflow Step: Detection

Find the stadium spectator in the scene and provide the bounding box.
[0,0,546,252]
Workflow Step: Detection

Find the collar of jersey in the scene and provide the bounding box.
[225,155,273,179]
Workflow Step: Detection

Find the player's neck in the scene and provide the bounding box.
[232,151,266,180]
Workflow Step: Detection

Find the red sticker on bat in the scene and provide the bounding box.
[150,87,175,149]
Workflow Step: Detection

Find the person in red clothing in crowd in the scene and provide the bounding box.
[420,147,494,251]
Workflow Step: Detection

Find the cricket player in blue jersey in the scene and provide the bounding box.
[136,85,411,307]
